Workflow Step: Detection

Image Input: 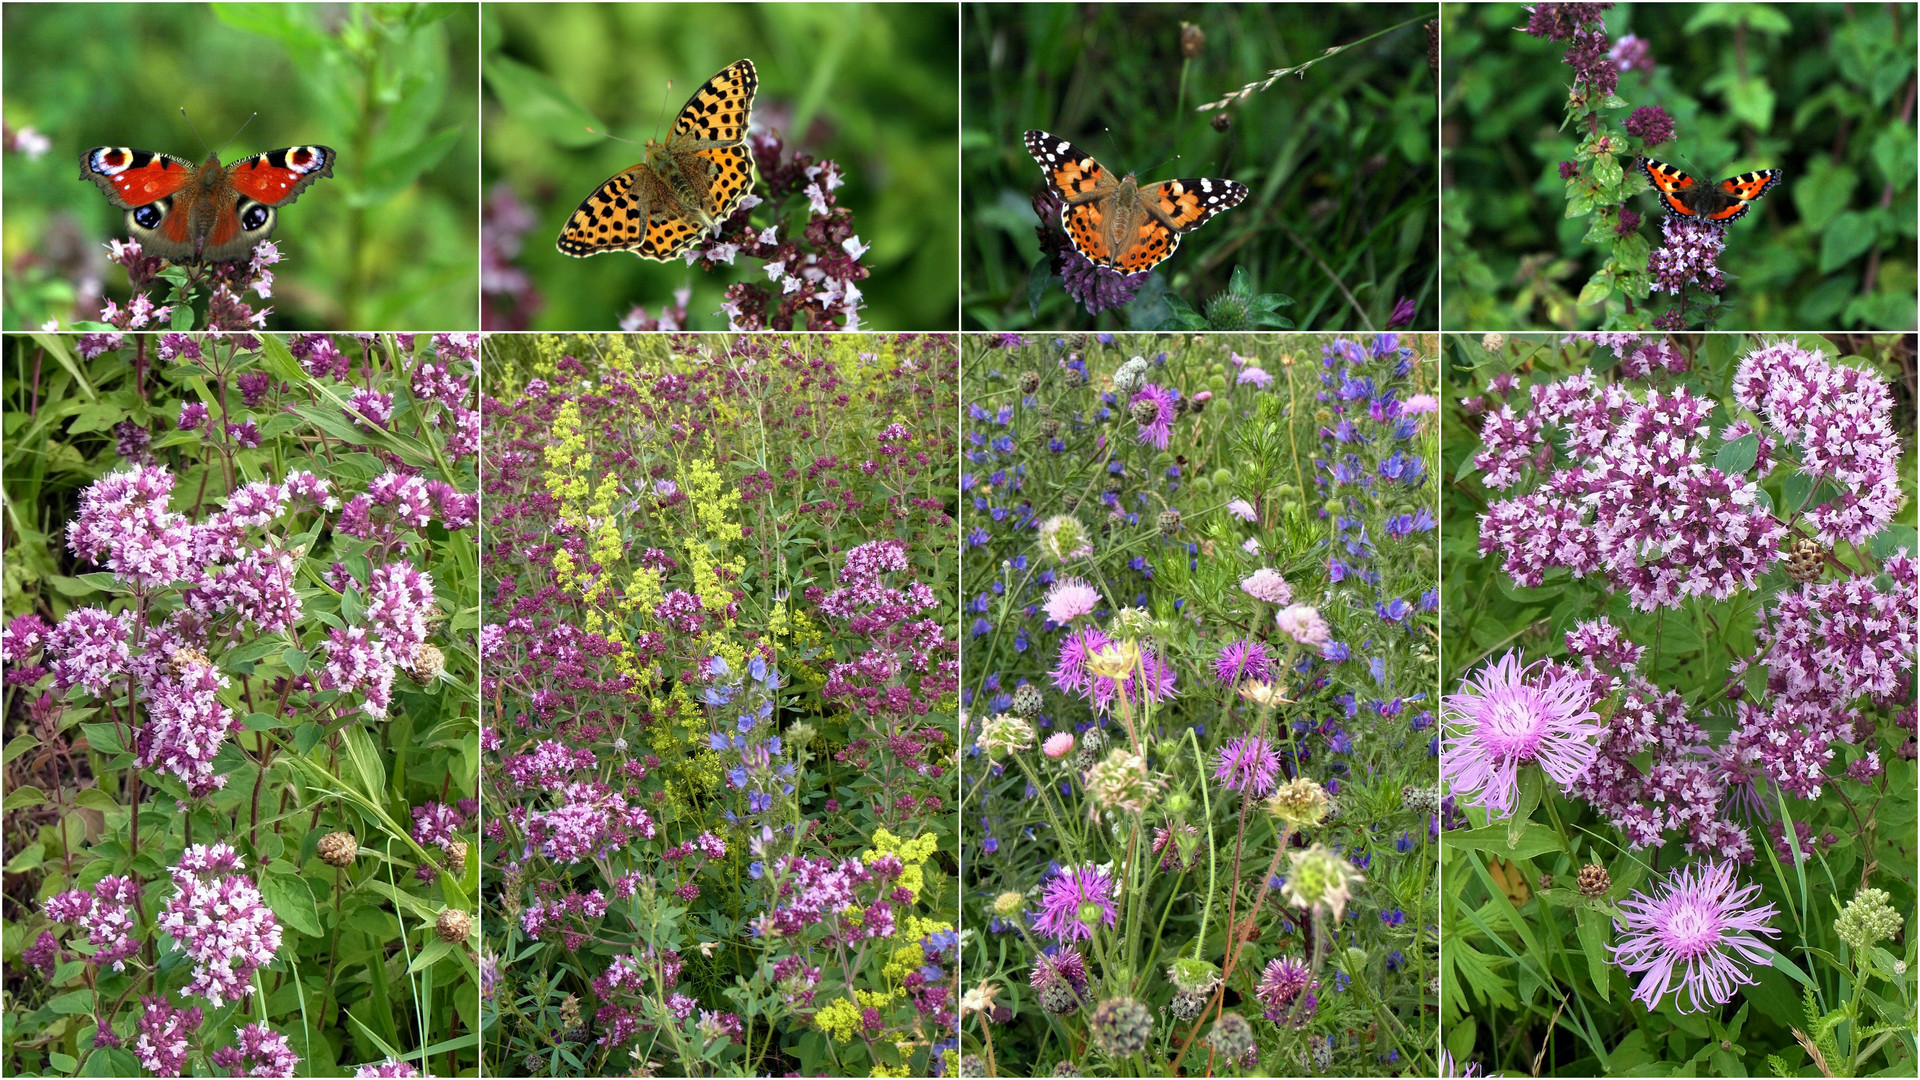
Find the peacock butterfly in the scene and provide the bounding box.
[79,145,335,262]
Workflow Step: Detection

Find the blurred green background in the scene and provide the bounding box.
[963,2,1437,331]
[1,2,480,331]
[1442,2,1917,331]
[482,3,959,331]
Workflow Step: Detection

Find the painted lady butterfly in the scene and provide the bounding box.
[557,59,758,260]
[1639,158,1782,224]
[1024,129,1247,275]
[79,145,335,262]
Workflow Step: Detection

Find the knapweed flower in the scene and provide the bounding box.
[1035,865,1118,942]
[1212,639,1273,685]
[1267,776,1332,827]
[1036,514,1093,561]
[1041,732,1075,759]
[1240,568,1293,605]
[978,713,1035,758]
[1442,651,1603,817]
[1274,604,1331,651]
[1254,956,1317,1026]
[1130,384,1177,449]
[1213,736,1281,796]
[1044,577,1101,624]
[1608,860,1779,1013]
[1282,843,1364,923]
[1833,887,1902,953]
[1086,748,1161,813]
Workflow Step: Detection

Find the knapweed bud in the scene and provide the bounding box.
[447,839,470,877]
[1129,398,1160,425]
[1834,887,1902,952]
[1205,1012,1255,1062]
[319,831,358,868]
[978,713,1035,758]
[1577,862,1611,898]
[1019,370,1041,394]
[1088,996,1154,1058]
[1267,776,1332,827]
[1011,683,1044,717]
[1400,784,1441,815]
[1282,843,1365,923]
[1157,509,1182,536]
[405,643,444,684]
[436,908,471,943]
[1039,416,1061,438]
[1086,748,1160,814]
[1786,537,1825,584]
[1481,333,1505,352]
[1180,20,1206,57]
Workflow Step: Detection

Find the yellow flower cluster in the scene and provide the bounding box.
[861,829,939,905]
[882,916,954,981]
[812,990,896,1044]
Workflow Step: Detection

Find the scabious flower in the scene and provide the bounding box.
[1225,498,1257,521]
[977,713,1035,758]
[1036,514,1094,561]
[1240,568,1293,605]
[1129,384,1178,449]
[1442,651,1603,817]
[1043,577,1101,624]
[1035,865,1118,942]
[1213,736,1280,795]
[1086,748,1161,813]
[1254,956,1318,1026]
[1274,604,1332,651]
[1042,732,1075,759]
[1608,860,1779,1013]
[1267,776,1333,827]
[157,844,281,1008]
[1212,639,1273,685]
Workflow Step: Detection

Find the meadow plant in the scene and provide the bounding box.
[2,333,482,1076]
[478,333,958,1076]
[960,333,1440,1076]
[1441,332,1916,1075]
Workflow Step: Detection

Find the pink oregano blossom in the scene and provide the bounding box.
[156,843,282,1007]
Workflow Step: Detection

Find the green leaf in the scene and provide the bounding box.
[1446,820,1563,861]
[220,636,289,672]
[3,785,46,812]
[1714,433,1759,475]
[48,988,95,1014]
[264,870,324,937]
[5,734,40,765]
[73,787,118,812]
[1576,906,1613,1002]
[1819,210,1878,274]
[484,54,603,149]
[1870,524,1918,560]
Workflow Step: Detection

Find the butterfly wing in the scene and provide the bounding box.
[1025,130,1121,266]
[1639,158,1702,218]
[672,60,757,145]
[556,165,706,260]
[225,146,336,205]
[1109,177,1249,275]
[79,147,196,208]
[1706,168,1783,222]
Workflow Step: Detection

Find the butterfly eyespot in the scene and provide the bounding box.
[132,205,163,229]
[241,204,272,231]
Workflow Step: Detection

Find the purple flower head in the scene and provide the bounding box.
[1523,2,1613,41]
[211,1022,301,1077]
[43,874,142,971]
[1034,865,1118,942]
[1213,639,1274,685]
[1623,105,1674,147]
[1558,160,1579,181]
[1043,577,1100,624]
[353,1060,423,1078]
[1130,384,1178,449]
[1608,860,1779,1013]
[1386,295,1418,328]
[1254,956,1317,1026]
[1649,216,1727,295]
[1442,651,1603,817]
[1214,736,1281,796]
[1610,33,1654,72]
[157,843,282,1008]
[135,995,204,1076]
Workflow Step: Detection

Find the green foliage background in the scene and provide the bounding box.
[962,3,1438,331]
[482,3,960,331]
[1,3,481,332]
[1437,332,1918,1075]
[1442,3,1917,331]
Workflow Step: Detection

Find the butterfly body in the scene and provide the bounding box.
[80,145,335,262]
[1639,158,1781,224]
[557,59,759,260]
[1024,129,1247,276]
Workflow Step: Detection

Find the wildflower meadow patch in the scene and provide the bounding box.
[1,332,483,1076]
[1440,332,1917,1075]
[959,333,1440,1076]
[478,334,959,1076]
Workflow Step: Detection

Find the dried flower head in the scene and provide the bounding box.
[1267,776,1333,827]
[1282,843,1365,923]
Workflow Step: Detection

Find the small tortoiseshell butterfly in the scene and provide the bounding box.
[1639,158,1782,225]
[1024,129,1247,276]
[80,145,335,262]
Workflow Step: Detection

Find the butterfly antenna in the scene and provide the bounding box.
[583,126,645,147]
[654,78,675,142]
[218,112,259,156]
[180,107,212,158]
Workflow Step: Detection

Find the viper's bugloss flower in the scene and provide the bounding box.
[1442,651,1602,817]
[1608,860,1779,1013]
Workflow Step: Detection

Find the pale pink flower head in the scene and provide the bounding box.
[1608,860,1780,1013]
[1042,732,1075,759]
[1044,577,1101,624]
[1240,568,1292,605]
[1225,499,1258,522]
[1274,604,1331,651]
[1403,393,1439,415]
[1441,651,1603,817]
